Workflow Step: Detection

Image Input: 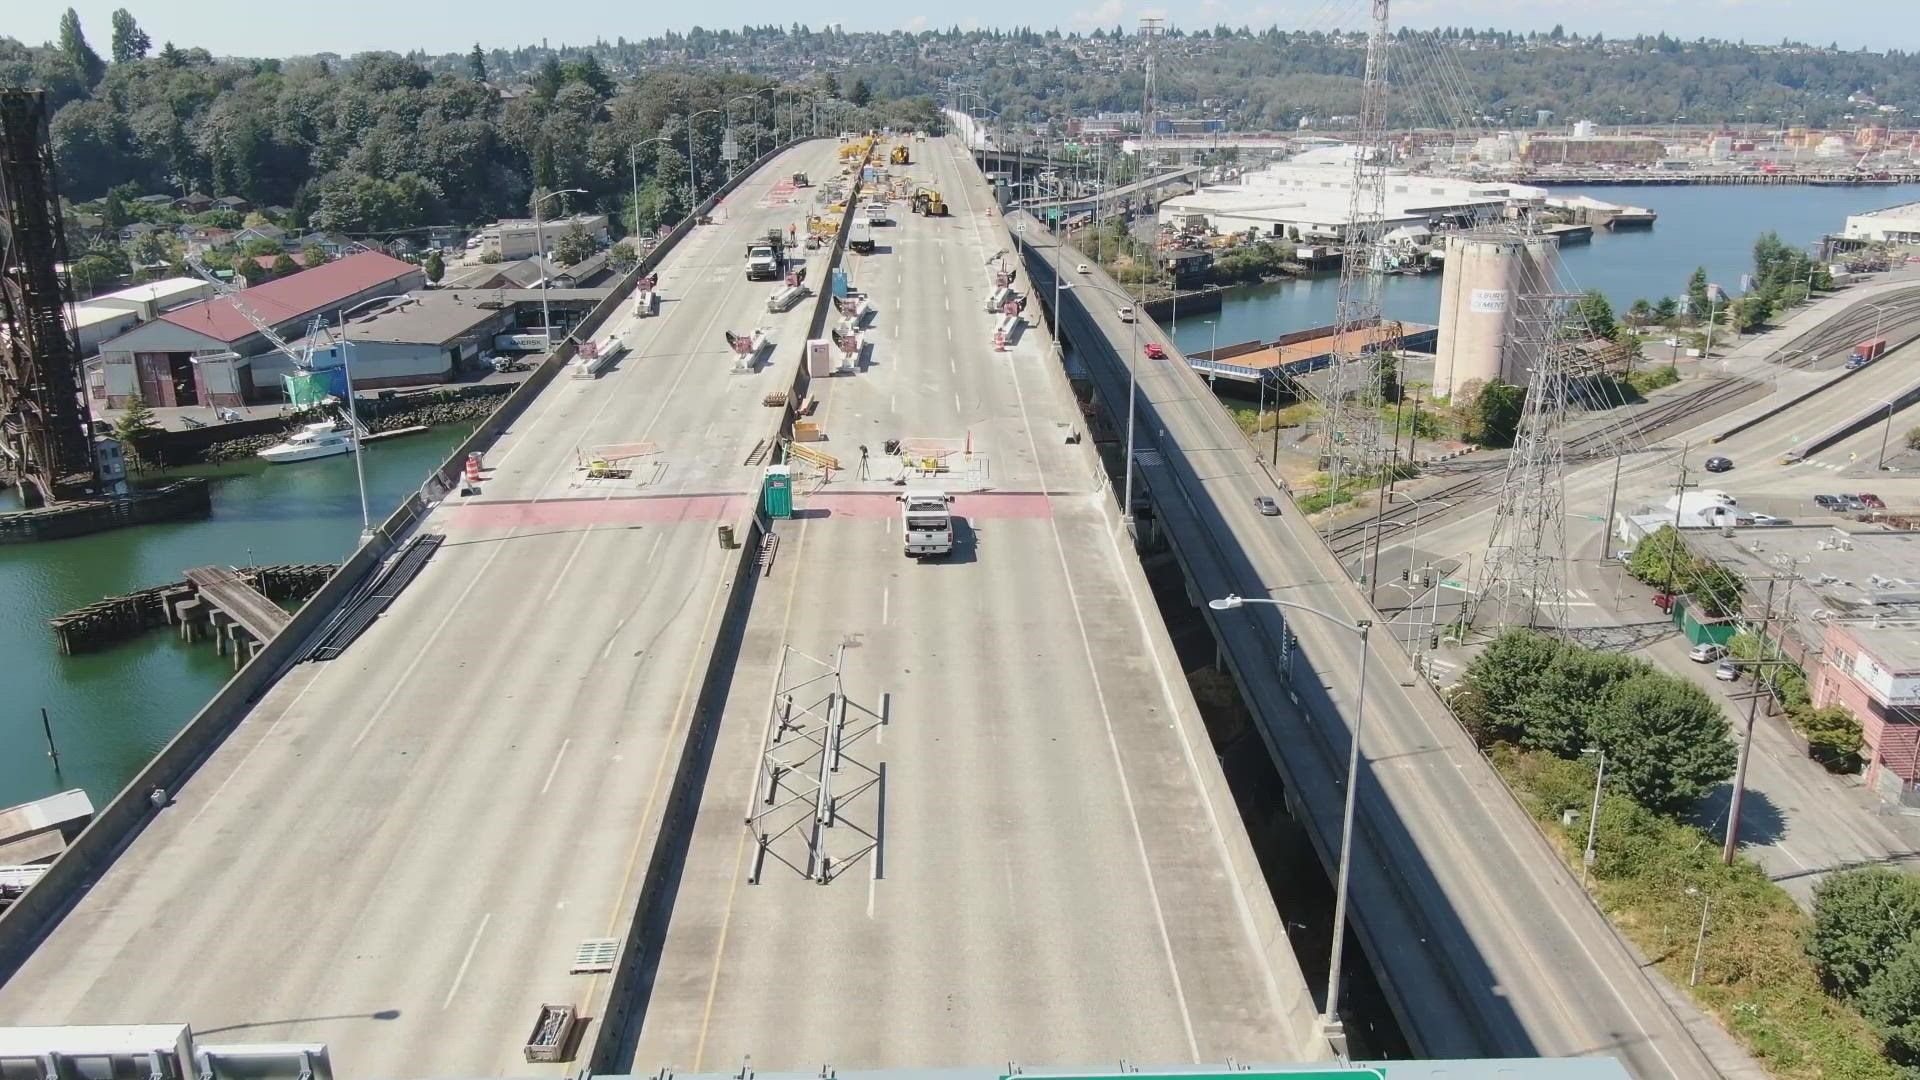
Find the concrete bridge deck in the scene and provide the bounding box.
[0,139,848,1078]
[622,136,1322,1072]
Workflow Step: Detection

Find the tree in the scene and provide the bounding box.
[1799,704,1864,769]
[468,43,487,82]
[58,8,107,87]
[553,220,599,265]
[1809,867,1920,998]
[423,250,445,283]
[68,253,122,294]
[1684,266,1711,320]
[1653,296,1680,323]
[607,240,638,274]
[109,9,150,64]
[1474,379,1525,447]
[1626,298,1652,327]
[156,40,183,67]
[532,56,565,101]
[1589,673,1736,813]
[270,253,299,277]
[1462,629,1568,746]
[848,77,872,107]
[101,188,129,232]
[111,393,161,466]
[300,243,330,267]
[1860,935,1920,1065]
[1572,289,1616,340]
[1728,293,1771,334]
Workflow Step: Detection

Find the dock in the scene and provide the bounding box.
[179,565,294,664]
[49,564,333,655]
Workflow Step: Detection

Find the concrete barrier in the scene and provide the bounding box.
[0,139,824,984]
[1785,376,1920,462]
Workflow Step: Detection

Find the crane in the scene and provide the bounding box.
[183,254,364,434]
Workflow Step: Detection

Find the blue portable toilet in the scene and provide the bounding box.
[831,267,850,299]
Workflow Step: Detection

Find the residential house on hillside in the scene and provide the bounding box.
[214,194,252,214]
[174,192,213,214]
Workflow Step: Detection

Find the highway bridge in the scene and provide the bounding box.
[1012,215,1740,1079]
[0,138,1326,1075]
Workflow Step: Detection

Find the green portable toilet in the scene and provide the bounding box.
[763,465,793,519]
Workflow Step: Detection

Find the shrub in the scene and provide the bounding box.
[1809,868,1920,999]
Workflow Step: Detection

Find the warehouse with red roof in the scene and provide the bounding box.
[94,251,425,408]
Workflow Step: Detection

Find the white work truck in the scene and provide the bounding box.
[899,490,955,558]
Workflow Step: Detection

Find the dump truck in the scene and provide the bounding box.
[792,172,810,187]
[745,230,787,281]
[890,144,910,166]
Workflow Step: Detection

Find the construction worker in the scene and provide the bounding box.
[789,223,798,244]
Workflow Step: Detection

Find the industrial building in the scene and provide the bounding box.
[289,287,611,389]
[481,213,609,260]
[1842,202,1920,245]
[1519,136,1665,166]
[1157,161,1542,243]
[1189,319,1439,392]
[90,252,425,409]
[1431,231,1562,398]
[71,277,214,357]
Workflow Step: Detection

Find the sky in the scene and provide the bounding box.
[7,0,1913,58]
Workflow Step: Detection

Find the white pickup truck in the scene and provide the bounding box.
[899,490,955,558]
[848,218,875,254]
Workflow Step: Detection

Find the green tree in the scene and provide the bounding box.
[1572,289,1616,340]
[111,393,161,465]
[423,250,445,283]
[1799,705,1864,769]
[1589,673,1737,813]
[270,253,299,277]
[1653,296,1680,323]
[300,243,330,267]
[109,9,150,64]
[1728,293,1771,334]
[606,239,637,274]
[1520,647,1644,757]
[1859,935,1920,1064]
[156,40,183,67]
[1474,379,1525,447]
[240,236,285,258]
[1461,628,1567,746]
[467,43,487,82]
[68,253,122,294]
[848,77,872,107]
[1626,298,1652,327]
[58,8,107,87]
[532,55,565,101]
[553,220,599,265]
[1684,267,1711,320]
[1809,867,1920,998]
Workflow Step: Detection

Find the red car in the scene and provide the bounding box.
[1860,493,1887,509]
[1144,342,1167,360]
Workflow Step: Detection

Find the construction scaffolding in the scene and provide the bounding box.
[743,644,886,884]
[0,89,95,506]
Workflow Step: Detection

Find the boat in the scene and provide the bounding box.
[257,420,356,463]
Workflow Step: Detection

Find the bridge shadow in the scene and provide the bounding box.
[1033,239,1545,1060]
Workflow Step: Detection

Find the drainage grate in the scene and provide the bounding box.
[1133,449,1166,467]
[570,938,620,973]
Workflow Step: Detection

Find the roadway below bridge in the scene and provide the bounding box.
[1015,216,1757,1078]
[620,134,1324,1071]
[0,139,849,1077]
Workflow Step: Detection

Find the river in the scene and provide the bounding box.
[1,426,474,812]
[1169,183,1920,355]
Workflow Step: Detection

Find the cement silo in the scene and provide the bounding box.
[1433,231,1561,399]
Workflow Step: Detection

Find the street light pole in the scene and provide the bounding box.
[333,292,409,543]
[1582,749,1606,886]
[1878,399,1899,471]
[532,187,587,351]
[1208,594,1371,1050]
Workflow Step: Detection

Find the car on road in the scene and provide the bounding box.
[1076,263,1091,274]
[1860,492,1887,509]
[1748,513,1792,526]
[1704,455,1734,472]
[1653,591,1675,612]
[1690,642,1729,663]
[1840,494,1866,511]
[1144,342,1167,360]
[1814,494,1842,510]
[1715,659,1743,681]
[1254,495,1281,516]
[1117,306,1135,323]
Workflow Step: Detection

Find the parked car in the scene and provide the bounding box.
[1690,642,1729,663]
[1704,456,1733,472]
[1254,495,1280,516]
[1840,494,1866,511]
[1860,492,1887,509]
[1715,660,1743,681]
[1653,591,1675,613]
[1813,494,1842,509]
[1144,342,1167,360]
[1076,263,1091,274]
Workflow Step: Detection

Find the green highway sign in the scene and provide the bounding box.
[1439,578,1466,590]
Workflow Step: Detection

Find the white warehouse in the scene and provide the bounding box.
[1157,161,1545,242]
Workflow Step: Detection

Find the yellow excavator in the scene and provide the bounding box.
[890,144,910,166]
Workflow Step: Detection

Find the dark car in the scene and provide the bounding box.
[1840,494,1866,511]
[1860,492,1887,509]
[1254,495,1280,516]
[1704,456,1733,472]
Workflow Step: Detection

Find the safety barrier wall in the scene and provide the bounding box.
[0,138,820,982]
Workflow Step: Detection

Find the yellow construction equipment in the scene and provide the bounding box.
[912,187,948,217]
[890,144,910,166]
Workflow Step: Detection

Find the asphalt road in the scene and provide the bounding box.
[1019,220,1744,1078]
[0,140,845,1077]
[623,136,1322,1072]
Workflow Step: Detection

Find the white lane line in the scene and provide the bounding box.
[541,738,572,794]
[599,618,627,659]
[953,393,961,413]
[944,296,949,312]
[946,326,952,341]
[949,356,955,373]
[187,667,325,827]
[349,545,511,750]
[644,531,663,565]
[442,912,491,1009]
[882,586,890,625]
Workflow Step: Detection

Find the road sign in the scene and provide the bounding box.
[1439,578,1466,590]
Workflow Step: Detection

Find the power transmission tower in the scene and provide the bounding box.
[1320,0,1396,512]
[1471,290,1585,631]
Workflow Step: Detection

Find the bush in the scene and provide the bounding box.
[1809,868,1920,999]
[1797,705,1865,771]
[1858,938,1920,1065]
[1625,364,1682,395]
[1905,426,1920,452]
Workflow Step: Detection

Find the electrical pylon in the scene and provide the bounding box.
[1319,0,1395,507]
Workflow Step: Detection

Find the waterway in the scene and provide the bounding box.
[1169,183,1920,356]
[1,426,474,812]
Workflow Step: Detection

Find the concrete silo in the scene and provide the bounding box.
[1433,232,1561,399]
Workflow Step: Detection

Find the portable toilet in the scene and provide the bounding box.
[831,267,850,299]
[763,464,793,519]
[806,338,834,378]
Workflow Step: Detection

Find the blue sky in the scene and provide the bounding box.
[8,0,1910,57]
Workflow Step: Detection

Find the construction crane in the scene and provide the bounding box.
[183,253,320,370]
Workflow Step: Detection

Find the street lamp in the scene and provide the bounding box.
[686,107,725,210]
[333,292,409,542]
[1209,593,1371,1050]
[1876,398,1900,471]
[532,187,587,350]
[1866,300,1891,348]
[1060,274,1144,522]
[728,88,777,172]
[629,136,676,242]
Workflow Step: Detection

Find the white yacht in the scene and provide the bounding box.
[257,420,356,464]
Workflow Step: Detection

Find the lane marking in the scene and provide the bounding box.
[882,586,890,625]
[541,738,572,795]
[442,912,491,1009]
[599,618,627,660]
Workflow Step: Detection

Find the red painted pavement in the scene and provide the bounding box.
[447,493,749,530]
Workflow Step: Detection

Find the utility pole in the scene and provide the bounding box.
[1601,453,1623,560]
[1723,575,1788,864]
[1663,442,1695,602]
